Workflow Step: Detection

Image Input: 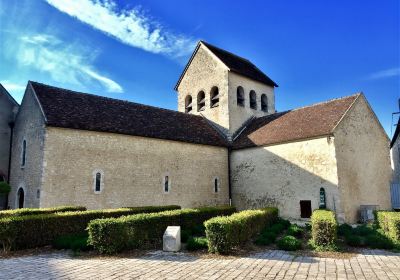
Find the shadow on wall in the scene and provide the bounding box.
[230,140,344,222]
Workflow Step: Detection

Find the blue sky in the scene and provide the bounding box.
[0,0,399,137]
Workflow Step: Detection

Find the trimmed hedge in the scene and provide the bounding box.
[88,206,235,254]
[375,211,400,244]
[311,210,337,247]
[205,207,278,254]
[0,205,180,251]
[0,206,87,218]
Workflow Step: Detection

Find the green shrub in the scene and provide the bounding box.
[0,205,181,251]
[88,206,235,254]
[338,223,353,236]
[277,218,291,229]
[311,210,337,248]
[353,225,374,237]
[53,234,92,252]
[181,230,191,243]
[365,232,393,250]
[205,207,278,254]
[269,223,285,235]
[0,182,11,194]
[345,235,363,247]
[255,231,277,246]
[191,224,205,236]
[287,224,303,237]
[0,206,87,219]
[375,211,400,244]
[187,237,208,251]
[277,235,301,251]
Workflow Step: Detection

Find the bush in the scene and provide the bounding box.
[345,235,363,247]
[375,211,400,244]
[0,205,181,251]
[191,224,206,236]
[255,231,277,246]
[277,235,301,251]
[187,237,208,251]
[0,206,87,219]
[311,210,337,248]
[353,225,374,237]
[53,234,92,252]
[269,223,285,235]
[365,232,393,250]
[287,224,303,237]
[88,206,235,254]
[181,230,191,243]
[338,223,353,236]
[0,182,11,194]
[276,218,291,229]
[205,207,278,254]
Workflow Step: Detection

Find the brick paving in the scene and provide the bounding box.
[0,249,399,280]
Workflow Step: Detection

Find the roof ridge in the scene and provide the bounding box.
[29,81,205,121]
[200,40,252,64]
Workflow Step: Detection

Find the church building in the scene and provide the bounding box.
[2,41,392,223]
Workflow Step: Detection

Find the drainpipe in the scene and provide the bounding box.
[6,122,14,209]
[228,146,232,206]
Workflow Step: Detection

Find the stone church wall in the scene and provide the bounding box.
[334,96,391,223]
[231,137,343,221]
[40,127,229,209]
[9,87,45,208]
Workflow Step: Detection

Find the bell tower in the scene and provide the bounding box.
[175,41,277,140]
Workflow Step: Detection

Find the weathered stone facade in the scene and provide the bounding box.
[334,96,391,222]
[232,95,391,223]
[39,127,229,209]
[231,137,342,221]
[0,84,19,182]
[8,86,45,209]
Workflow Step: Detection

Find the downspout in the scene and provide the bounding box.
[6,122,14,209]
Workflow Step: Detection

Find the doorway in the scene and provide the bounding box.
[300,200,312,218]
[17,188,24,208]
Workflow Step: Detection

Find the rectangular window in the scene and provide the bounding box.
[214,178,219,193]
[95,173,101,192]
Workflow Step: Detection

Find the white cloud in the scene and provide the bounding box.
[367,67,400,80]
[14,34,123,93]
[45,0,196,58]
[0,81,25,91]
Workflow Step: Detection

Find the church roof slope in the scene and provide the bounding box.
[232,94,360,149]
[201,41,278,87]
[30,81,228,147]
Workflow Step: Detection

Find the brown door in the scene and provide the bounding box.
[300,200,312,218]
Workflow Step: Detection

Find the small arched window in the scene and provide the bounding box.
[185,95,193,113]
[214,178,219,193]
[210,87,219,108]
[197,91,205,112]
[93,170,103,193]
[261,94,268,112]
[237,86,244,106]
[249,90,257,109]
[319,188,326,209]
[21,139,27,167]
[17,187,24,209]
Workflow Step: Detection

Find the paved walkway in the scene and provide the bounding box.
[0,249,399,280]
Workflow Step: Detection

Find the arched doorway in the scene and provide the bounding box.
[17,188,24,209]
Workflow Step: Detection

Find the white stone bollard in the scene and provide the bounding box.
[163,226,181,252]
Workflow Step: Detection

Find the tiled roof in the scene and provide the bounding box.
[30,82,228,147]
[201,41,278,87]
[232,94,360,149]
